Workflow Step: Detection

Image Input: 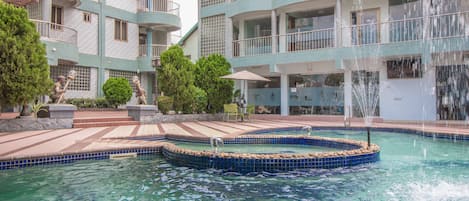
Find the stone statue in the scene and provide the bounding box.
[51,75,66,104]
[133,76,147,105]
[51,70,77,104]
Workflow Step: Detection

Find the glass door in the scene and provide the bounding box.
[351,9,380,45]
[436,65,469,120]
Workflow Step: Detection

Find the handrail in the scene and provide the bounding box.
[31,19,78,45]
[138,44,169,57]
[137,0,180,16]
[232,11,469,56]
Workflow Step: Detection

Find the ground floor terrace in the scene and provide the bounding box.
[0,111,468,162]
[235,51,469,121]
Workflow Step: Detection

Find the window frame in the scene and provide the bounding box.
[51,5,64,30]
[114,19,128,42]
[83,12,92,23]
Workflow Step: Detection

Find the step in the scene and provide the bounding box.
[73,117,134,124]
[73,121,140,128]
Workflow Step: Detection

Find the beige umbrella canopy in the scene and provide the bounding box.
[221,70,270,82]
[221,71,270,106]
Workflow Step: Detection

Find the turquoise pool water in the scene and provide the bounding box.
[172,141,341,154]
[1,129,469,200]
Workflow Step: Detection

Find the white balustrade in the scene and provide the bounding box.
[232,36,272,57]
[232,11,469,56]
[138,44,169,58]
[137,0,180,16]
[281,28,335,52]
[32,19,77,45]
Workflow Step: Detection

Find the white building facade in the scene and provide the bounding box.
[13,0,181,104]
[199,0,469,121]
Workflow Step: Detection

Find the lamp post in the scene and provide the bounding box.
[152,57,162,111]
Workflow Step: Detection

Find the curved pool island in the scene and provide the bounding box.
[162,135,380,173]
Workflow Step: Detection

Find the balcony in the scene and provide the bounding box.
[32,19,79,64]
[137,0,181,31]
[139,44,169,58]
[32,19,77,45]
[232,11,469,58]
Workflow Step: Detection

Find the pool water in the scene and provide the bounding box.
[172,141,342,154]
[1,130,469,201]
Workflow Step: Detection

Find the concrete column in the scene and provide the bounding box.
[335,0,342,47]
[225,17,233,58]
[422,0,431,40]
[280,73,289,116]
[278,12,287,53]
[41,0,52,22]
[271,10,277,54]
[97,0,106,97]
[147,29,153,58]
[148,0,153,11]
[344,69,352,117]
[239,19,245,56]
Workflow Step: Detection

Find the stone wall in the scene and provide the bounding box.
[0,118,73,132]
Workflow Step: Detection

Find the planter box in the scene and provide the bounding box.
[37,104,77,119]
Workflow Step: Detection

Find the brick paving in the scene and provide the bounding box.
[1,112,469,161]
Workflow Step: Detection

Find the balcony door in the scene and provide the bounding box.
[351,9,380,45]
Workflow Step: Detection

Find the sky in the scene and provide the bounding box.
[172,0,198,43]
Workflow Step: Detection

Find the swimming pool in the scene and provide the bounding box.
[0,129,468,200]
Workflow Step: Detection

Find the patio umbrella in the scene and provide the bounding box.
[221,70,270,106]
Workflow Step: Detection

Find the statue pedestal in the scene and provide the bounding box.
[127,105,157,122]
[37,104,77,119]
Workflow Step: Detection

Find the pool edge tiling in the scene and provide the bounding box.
[162,135,381,173]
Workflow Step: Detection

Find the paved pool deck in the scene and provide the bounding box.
[1,111,469,161]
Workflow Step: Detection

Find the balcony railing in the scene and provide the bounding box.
[139,44,169,58]
[233,36,272,57]
[137,0,180,16]
[282,28,335,52]
[32,19,77,45]
[232,11,469,57]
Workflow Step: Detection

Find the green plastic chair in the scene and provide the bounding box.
[223,103,239,121]
[245,105,255,121]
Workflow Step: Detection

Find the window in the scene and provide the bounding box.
[114,19,128,41]
[83,12,91,23]
[51,5,63,29]
[50,65,91,91]
[387,58,422,79]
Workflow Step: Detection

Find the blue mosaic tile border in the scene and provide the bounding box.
[165,136,362,150]
[162,149,380,173]
[0,147,161,170]
[247,127,469,141]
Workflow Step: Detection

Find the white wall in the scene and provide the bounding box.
[106,0,137,13]
[182,29,199,62]
[105,17,139,60]
[380,67,436,121]
[65,9,99,55]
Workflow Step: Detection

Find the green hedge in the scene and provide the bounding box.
[66,98,111,109]
[157,96,173,114]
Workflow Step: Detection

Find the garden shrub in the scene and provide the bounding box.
[157,96,173,114]
[102,78,132,108]
[191,86,207,113]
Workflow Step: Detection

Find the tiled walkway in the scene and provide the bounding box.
[1,118,469,161]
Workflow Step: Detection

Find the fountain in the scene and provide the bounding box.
[210,136,224,153]
[302,126,313,135]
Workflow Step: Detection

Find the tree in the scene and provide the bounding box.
[157,45,195,113]
[195,54,234,113]
[102,78,132,108]
[0,2,53,116]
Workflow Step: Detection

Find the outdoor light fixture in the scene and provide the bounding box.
[152,57,161,68]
